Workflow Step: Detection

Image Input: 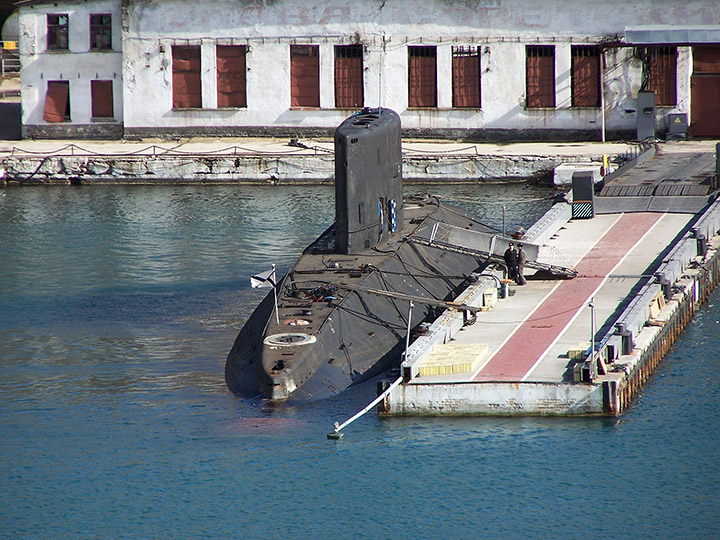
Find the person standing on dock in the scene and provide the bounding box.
[504,241,518,282]
[516,243,527,285]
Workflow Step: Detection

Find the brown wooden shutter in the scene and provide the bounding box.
[91,80,113,118]
[690,46,720,137]
[291,45,320,108]
[172,46,202,109]
[693,46,720,73]
[645,47,677,106]
[526,46,555,108]
[452,47,481,108]
[43,81,69,122]
[571,46,600,107]
[334,45,363,108]
[408,46,437,108]
[217,45,247,108]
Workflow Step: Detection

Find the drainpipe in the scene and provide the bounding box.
[600,47,606,143]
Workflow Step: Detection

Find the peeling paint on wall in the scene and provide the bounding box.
[17,0,720,139]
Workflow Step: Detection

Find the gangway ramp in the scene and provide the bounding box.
[408,221,577,278]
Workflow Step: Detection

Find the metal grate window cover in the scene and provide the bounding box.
[172,46,202,109]
[408,46,437,108]
[291,45,320,108]
[571,46,600,108]
[335,45,363,109]
[640,46,677,106]
[217,45,247,108]
[526,45,555,108]
[452,46,481,108]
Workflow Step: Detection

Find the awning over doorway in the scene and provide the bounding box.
[625,25,720,45]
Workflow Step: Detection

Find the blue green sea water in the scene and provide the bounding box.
[1,184,718,539]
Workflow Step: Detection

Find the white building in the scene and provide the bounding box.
[17,0,720,140]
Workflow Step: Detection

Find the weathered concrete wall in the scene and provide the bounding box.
[0,152,582,184]
[19,0,123,137]
[17,0,719,139]
[120,0,715,138]
[381,381,605,416]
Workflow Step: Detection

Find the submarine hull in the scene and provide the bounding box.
[225,200,488,402]
[225,108,493,402]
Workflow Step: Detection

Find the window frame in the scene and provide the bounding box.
[90,14,112,51]
[334,44,364,109]
[571,45,601,108]
[91,80,114,119]
[216,45,247,108]
[43,80,70,122]
[408,45,438,108]
[639,46,677,107]
[47,14,69,51]
[526,45,556,109]
[290,45,320,109]
[452,45,481,109]
[172,45,202,109]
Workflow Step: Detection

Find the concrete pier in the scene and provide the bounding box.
[380,147,720,416]
[1,139,638,185]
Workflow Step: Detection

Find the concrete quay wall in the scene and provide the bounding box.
[1,139,647,185]
[606,231,720,416]
[380,198,720,417]
[0,150,594,185]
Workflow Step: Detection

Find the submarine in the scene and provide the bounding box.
[225,108,496,402]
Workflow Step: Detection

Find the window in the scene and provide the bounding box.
[172,46,202,109]
[408,46,437,108]
[452,46,481,108]
[526,45,555,108]
[334,45,363,109]
[639,46,677,106]
[91,80,113,118]
[43,81,70,122]
[291,45,320,108]
[47,14,68,50]
[90,14,112,50]
[217,45,247,108]
[571,46,601,107]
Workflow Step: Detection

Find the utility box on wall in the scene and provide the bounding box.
[667,113,688,140]
[637,91,656,141]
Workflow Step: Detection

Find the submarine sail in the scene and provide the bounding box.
[225,108,493,402]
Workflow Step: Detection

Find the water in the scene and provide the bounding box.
[1,184,718,539]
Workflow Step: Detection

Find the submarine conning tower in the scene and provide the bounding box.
[334,108,403,255]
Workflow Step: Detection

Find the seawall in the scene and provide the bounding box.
[0,139,639,185]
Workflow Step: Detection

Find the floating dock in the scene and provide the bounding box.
[380,146,720,416]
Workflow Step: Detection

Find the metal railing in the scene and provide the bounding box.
[1,41,20,76]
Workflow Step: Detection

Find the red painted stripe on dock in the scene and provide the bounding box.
[474,212,662,381]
